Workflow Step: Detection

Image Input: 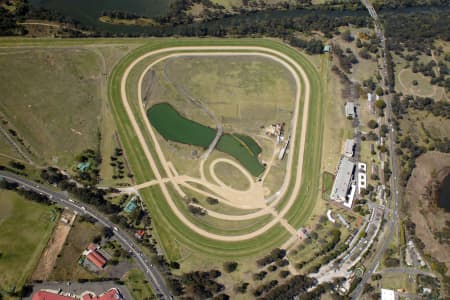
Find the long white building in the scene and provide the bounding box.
[330,157,355,205]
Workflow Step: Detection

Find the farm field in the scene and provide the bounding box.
[0,190,56,294]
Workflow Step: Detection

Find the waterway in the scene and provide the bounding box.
[437,174,450,211]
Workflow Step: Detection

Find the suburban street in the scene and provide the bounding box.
[350,1,403,298]
[0,171,172,300]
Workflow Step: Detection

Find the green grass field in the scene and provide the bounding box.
[161,55,296,137]
[322,172,334,199]
[0,47,103,167]
[0,190,56,293]
[123,269,156,299]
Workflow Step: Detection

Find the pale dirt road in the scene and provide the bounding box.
[121,46,312,241]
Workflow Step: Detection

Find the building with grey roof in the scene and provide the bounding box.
[345,102,356,119]
[344,139,355,158]
[330,157,355,204]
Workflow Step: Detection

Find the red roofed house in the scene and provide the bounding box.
[86,251,107,269]
[134,229,145,240]
[82,288,123,300]
[88,243,98,252]
[32,291,75,300]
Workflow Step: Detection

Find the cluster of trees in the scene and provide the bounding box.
[253,270,268,281]
[383,248,400,267]
[296,229,342,271]
[306,242,348,274]
[76,149,101,184]
[398,135,426,184]
[288,36,324,54]
[412,60,437,78]
[101,10,144,20]
[402,95,450,119]
[8,161,26,170]
[384,10,450,54]
[180,270,225,299]
[110,147,131,180]
[253,279,278,297]
[374,0,449,9]
[259,275,317,300]
[0,6,26,36]
[188,205,207,215]
[0,180,53,205]
[434,220,450,245]
[40,167,121,215]
[0,0,83,36]
[356,36,380,55]
[256,248,286,267]
[333,44,358,73]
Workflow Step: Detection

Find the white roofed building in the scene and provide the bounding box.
[381,288,397,300]
[330,157,355,204]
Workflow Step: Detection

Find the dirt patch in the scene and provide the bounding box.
[31,210,76,281]
[404,151,450,275]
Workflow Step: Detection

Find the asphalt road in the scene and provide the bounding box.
[350,2,402,299]
[0,171,172,300]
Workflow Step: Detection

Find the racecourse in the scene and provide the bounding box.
[108,39,324,258]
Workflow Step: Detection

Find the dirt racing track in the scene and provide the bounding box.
[113,43,318,249]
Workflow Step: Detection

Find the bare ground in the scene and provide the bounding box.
[31,210,76,280]
[404,151,450,275]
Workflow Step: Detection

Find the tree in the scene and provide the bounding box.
[280,270,290,278]
[206,197,219,205]
[368,120,379,129]
[223,261,238,273]
[375,86,384,96]
[341,29,354,42]
[356,38,363,48]
[375,99,386,110]
[235,282,249,294]
[412,80,418,86]
[359,48,371,59]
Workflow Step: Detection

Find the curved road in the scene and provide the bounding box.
[0,171,172,300]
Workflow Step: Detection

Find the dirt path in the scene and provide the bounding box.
[31,210,76,280]
[120,46,311,241]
